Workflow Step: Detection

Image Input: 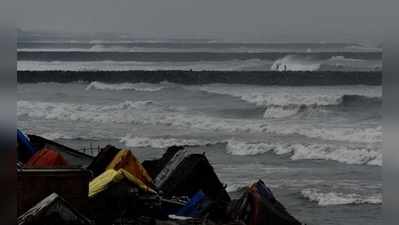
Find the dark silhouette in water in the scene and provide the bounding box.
[18,70,382,86]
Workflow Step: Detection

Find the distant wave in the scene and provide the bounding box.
[301,188,382,206]
[84,82,381,113]
[225,139,381,166]
[84,82,381,109]
[196,84,381,119]
[17,100,161,123]
[271,55,322,71]
[270,55,381,72]
[86,81,166,92]
[38,131,102,141]
[262,95,381,119]
[120,136,222,148]
[264,124,382,144]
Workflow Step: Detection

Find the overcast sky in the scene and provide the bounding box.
[17,0,385,42]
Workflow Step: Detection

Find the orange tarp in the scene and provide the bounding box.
[106,149,153,187]
[25,147,68,167]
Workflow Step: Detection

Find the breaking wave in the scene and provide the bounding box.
[196,85,381,107]
[270,55,381,72]
[263,105,311,119]
[271,55,322,71]
[262,95,380,119]
[120,136,221,148]
[273,125,382,144]
[301,188,382,206]
[17,100,160,123]
[37,131,103,141]
[84,82,381,119]
[196,85,381,118]
[17,100,381,144]
[225,140,382,166]
[85,81,166,92]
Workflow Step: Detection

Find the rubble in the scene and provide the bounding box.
[17,193,92,225]
[17,133,303,225]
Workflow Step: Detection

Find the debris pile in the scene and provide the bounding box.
[17,129,303,225]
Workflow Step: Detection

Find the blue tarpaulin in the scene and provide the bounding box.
[17,129,36,161]
[176,191,206,218]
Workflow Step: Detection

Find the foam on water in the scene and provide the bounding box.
[301,188,382,206]
[263,105,308,118]
[225,140,381,166]
[17,100,161,123]
[120,136,221,148]
[86,81,166,92]
[83,82,381,119]
[271,55,322,71]
[195,84,381,107]
[18,100,381,144]
[267,124,382,144]
[270,55,381,72]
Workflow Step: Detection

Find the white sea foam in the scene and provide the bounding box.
[85,81,165,92]
[195,84,381,120]
[17,100,160,124]
[269,55,380,72]
[272,125,382,144]
[120,136,221,148]
[226,140,277,155]
[301,188,382,206]
[18,100,381,144]
[225,140,382,166]
[263,105,307,118]
[195,84,381,107]
[270,55,322,71]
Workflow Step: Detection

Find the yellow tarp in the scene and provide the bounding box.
[89,168,156,198]
[106,149,153,187]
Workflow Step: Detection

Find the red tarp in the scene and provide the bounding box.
[26,147,68,167]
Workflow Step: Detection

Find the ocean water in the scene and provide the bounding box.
[17,40,382,225]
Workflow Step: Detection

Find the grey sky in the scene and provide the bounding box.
[17,0,384,42]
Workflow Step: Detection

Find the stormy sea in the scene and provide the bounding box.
[17,36,382,225]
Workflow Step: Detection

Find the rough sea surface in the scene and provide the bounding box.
[17,40,382,225]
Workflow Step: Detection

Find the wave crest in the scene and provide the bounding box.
[301,188,382,206]
[225,140,381,166]
[120,136,221,148]
[271,55,322,71]
[18,100,381,144]
[197,85,381,107]
[86,81,165,92]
